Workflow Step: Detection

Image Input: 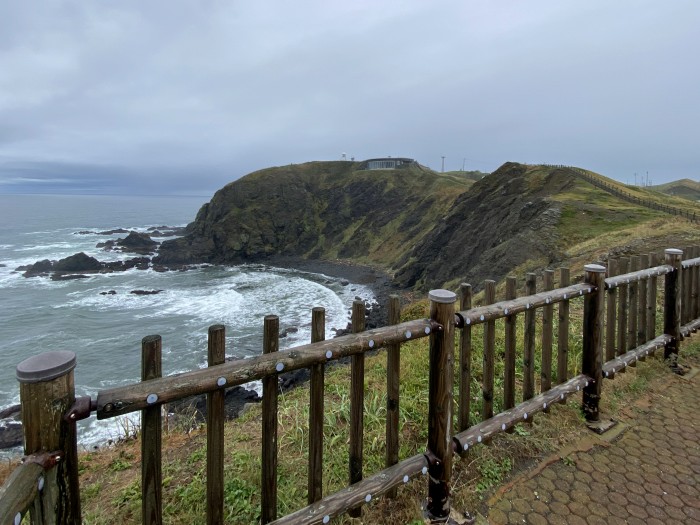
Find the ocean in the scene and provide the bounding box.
[0,194,374,454]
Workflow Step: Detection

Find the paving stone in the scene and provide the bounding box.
[484,358,700,525]
[486,508,507,524]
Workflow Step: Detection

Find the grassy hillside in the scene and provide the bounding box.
[155,161,470,268]
[156,161,700,293]
[652,178,700,202]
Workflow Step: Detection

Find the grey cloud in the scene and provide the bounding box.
[0,0,697,194]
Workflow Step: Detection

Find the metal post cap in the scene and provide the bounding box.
[583,264,606,273]
[665,248,683,255]
[16,351,76,383]
[428,289,457,303]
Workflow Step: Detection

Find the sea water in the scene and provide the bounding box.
[0,194,373,454]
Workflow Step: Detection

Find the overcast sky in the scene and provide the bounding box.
[0,1,698,195]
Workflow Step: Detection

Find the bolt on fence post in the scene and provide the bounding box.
[16,351,81,524]
[581,264,606,427]
[426,289,456,522]
[664,249,683,369]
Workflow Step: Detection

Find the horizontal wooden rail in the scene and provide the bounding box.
[97,318,434,419]
[0,451,62,525]
[269,454,428,525]
[681,319,700,338]
[681,257,700,269]
[602,335,672,378]
[605,264,673,288]
[452,374,590,452]
[455,283,591,327]
[0,462,43,525]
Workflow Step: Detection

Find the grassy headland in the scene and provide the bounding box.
[2,161,700,524]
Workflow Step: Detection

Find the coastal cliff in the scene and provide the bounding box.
[156,161,692,290]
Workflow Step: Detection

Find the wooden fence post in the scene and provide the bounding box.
[696,245,700,321]
[16,351,81,524]
[690,246,698,322]
[682,247,691,325]
[687,246,698,322]
[541,270,554,395]
[141,335,163,525]
[262,316,279,524]
[349,300,366,519]
[557,268,570,388]
[482,280,496,421]
[504,277,517,410]
[427,289,456,523]
[386,295,401,498]
[581,264,607,429]
[605,259,618,364]
[523,273,537,401]
[308,307,325,505]
[628,256,640,366]
[207,325,226,525]
[647,252,659,341]
[458,284,472,432]
[664,249,683,369]
[638,255,649,352]
[616,257,629,373]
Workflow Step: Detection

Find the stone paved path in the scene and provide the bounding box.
[485,368,700,524]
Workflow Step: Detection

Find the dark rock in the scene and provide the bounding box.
[115,232,158,255]
[340,279,350,286]
[21,259,54,276]
[167,386,261,428]
[96,240,116,251]
[100,290,117,295]
[97,228,131,235]
[54,252,103,272]
[129,289,163,295]
[0,404,19,419]
[279,368,310,392]
[106,257,150,271]
[0,404,22,450]
[0,421,22,449]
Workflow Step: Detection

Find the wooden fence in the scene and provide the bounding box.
[1,246,700,525]
[542,164,699,223]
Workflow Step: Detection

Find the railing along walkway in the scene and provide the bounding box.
[1,246,700,525]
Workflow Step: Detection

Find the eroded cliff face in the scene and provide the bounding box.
[392,162,574,290]
[155,161,468,268]
[156,161,576,290]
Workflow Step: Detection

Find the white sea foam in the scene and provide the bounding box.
[1,216,375,452]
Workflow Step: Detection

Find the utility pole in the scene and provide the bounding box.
[441,156,445,173]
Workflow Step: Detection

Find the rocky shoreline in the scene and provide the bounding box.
[2,252,399,451]
[149,257,397,433]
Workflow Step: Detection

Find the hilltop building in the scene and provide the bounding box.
[362,157,416,170]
